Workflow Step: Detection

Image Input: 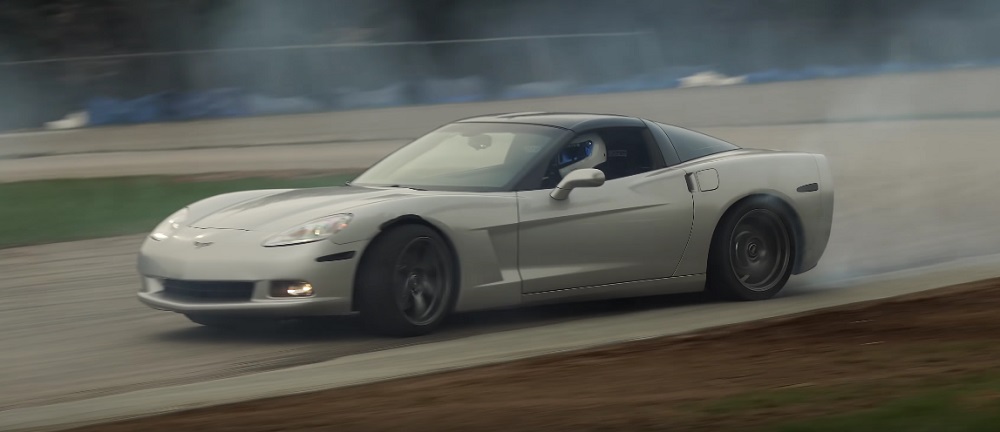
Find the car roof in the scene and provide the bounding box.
[455,112,647,131]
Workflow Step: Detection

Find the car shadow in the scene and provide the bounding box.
[146,279,842,377]
[152,291,717,345]
[151,269,845,346]
[152,315,368,344]
[446,291,713,331]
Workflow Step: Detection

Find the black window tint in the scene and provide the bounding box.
[590,127,664,181]
[534,126,665,190]
[658,123,740,162]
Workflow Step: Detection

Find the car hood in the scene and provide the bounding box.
[189,186,410,231]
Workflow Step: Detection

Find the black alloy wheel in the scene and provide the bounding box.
[707,198,795,301]
[356,224,457,336]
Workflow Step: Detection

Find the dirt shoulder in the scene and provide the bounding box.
[65,278,1000,432]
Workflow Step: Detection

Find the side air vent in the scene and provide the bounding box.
[797,183,819,193]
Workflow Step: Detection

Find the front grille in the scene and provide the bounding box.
[162,279,254,301]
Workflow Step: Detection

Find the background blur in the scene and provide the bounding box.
[3,0,1000,132]
[9,2,1000,424]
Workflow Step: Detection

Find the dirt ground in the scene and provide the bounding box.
[66,278,1000,432]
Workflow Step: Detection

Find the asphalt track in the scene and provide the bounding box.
[6,252,1000,432]
[4,69,1000,428]
[4,117,1000,416]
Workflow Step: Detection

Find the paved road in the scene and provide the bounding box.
[4,117,1000,415]
[7,252,1000,432]
[2,235,684,411]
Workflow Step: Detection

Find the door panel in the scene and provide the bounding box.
[516,168,694,294]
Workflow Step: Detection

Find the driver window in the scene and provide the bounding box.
[540,126,664,189]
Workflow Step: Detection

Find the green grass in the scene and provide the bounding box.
[764,376,1000,432]
[686,372,1000,432]
[0,174,357,248]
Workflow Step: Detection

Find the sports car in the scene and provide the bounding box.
[137,112,834,337]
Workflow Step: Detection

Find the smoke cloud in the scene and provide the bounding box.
[4,0,1000,131]
[3,1,1000,289]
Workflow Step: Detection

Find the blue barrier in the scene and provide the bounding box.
[86,93,168,126]
[420,77,488,104]
[335,83,410,110]
[167,88,249,120]
[86,89,326,125]
[499,81,576,100]
[79,59,1000,128]
[246,94,324,116]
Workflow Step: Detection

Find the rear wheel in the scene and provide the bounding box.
[356,224,457,337]
[706,198,794,301]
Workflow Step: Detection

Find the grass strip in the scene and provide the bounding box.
[0,173,357,249]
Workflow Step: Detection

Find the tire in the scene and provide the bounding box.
[706,197,795,301]
[355,224,458,337]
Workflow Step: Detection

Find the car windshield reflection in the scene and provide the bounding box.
[350,123,566,192]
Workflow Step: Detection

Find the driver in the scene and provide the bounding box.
[556,132,607,177]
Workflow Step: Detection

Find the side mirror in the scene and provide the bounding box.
[550,168,605,200]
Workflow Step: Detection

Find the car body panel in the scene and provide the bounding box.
[140,190,524,315]
[521,273,707,307]
[329,191,523,312]
[137,227,364,316]
[189,186,406,232]
[515,167,694,294]
[670,149,834,276]
[136,112,834,321]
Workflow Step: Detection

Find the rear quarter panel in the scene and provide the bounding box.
[672,150,834,276]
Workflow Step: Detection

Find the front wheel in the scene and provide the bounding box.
[356,224,458,337]
[706,198,794,301]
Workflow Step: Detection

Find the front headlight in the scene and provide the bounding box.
[150,208,189,241]
[262,214,353,247]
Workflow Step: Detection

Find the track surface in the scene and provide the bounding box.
[3,235,707,410]
[6,66,1000,415]
[3,117,1000,413]
[58,278,1000,432]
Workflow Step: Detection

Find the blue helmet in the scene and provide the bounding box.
[557,133,607,177]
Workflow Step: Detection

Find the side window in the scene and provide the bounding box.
[539,126,666,189]
[658,123,740,162]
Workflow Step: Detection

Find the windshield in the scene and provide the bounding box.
[350,122,567,191]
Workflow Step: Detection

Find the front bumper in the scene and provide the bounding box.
[137,284,354,317]
[136,227,366,318]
